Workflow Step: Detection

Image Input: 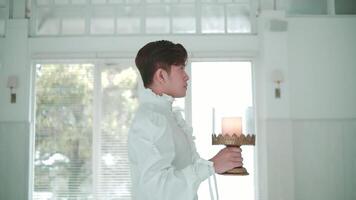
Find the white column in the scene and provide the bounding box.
[11,0,26,19]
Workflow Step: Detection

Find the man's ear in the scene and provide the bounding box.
[154,68,168,84]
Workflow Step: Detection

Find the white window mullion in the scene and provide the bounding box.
[185,59,193,126]
[327,0,335,15]
[250,0,257,34]
[29,63,38,200]
[29,0,37,36]
[169,3,173,34]
[223,3,227,34]
[92,61,103,199]
[114,4,118,34]
[196,0,202,34]
[141,0,146,34]
[86,0,91,35]
[58,17,63,35]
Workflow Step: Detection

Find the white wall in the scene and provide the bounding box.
[257,10,294,200]
[0,122,30,200]
[288,17,356,119]
[0,19,30,122]
[256,12,356,200]
[0,19,31,200]
[293,119,356,200]
[288,16,356,200]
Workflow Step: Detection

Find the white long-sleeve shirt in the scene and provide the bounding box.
[128,88,215,200]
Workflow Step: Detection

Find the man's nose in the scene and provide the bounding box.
[184,72,190,81]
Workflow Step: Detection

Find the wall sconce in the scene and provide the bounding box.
[271,69,284,98]
[7,75,19,103]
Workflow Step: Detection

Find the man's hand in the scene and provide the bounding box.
[209,147,243,174]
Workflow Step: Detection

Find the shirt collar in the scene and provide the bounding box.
[138,88,174,109]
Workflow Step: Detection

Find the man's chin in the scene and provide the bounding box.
[174,93,186,98]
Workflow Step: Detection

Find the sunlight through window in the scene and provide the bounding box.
[191,61,255,200]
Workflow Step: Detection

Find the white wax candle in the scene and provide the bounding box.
[221,117,242,136]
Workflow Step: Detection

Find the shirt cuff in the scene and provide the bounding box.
[194,158,215,182]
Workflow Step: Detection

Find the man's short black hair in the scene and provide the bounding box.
[135,40,187,87]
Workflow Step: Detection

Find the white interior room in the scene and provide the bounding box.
[0,0,356,200]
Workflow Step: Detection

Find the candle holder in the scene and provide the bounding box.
[212,133,256,175]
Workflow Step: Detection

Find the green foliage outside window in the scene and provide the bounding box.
[34,63,138,200]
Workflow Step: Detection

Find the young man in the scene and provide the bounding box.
[128,40,242,200]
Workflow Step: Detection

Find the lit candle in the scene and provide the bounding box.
[221,117,242,136]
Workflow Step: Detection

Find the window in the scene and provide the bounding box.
[0,0,8,36]
[30,0,255,36]
[33,60,254,200]
[335,0,356,14]
[33,62,139,199]
[34,63,95,199]
[289,0,328,15]
[191,61,255,200]
[288,0,356,15]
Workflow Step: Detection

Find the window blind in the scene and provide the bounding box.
[34,63,95,199]
[96,65,138,199]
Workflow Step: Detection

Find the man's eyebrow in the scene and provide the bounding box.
[173,64,186,67]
